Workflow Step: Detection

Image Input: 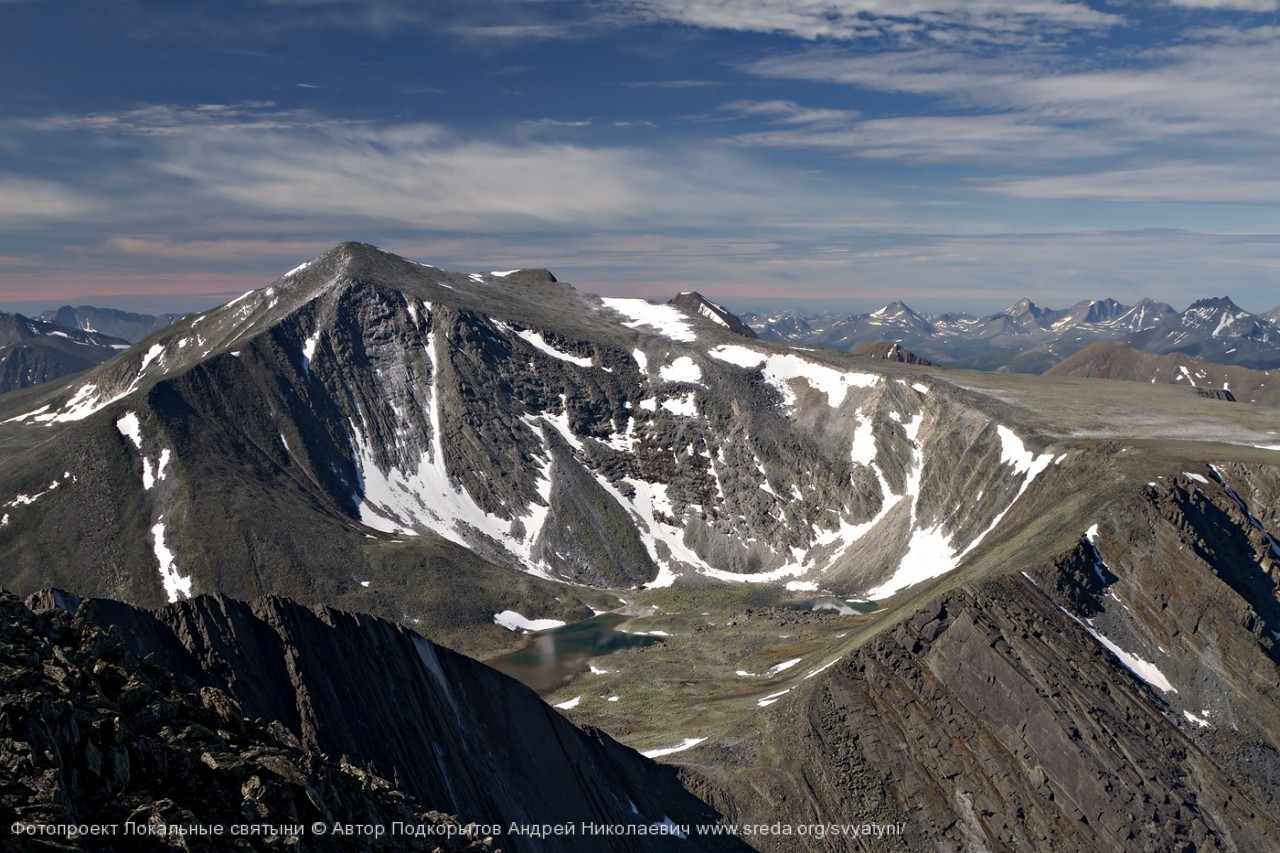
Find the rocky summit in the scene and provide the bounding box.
[1,242,1279,851]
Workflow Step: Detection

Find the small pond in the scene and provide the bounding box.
[488,613,665,694]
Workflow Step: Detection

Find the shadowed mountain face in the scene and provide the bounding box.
[0,590,495,852]
[0,312,130,394]
[0,242,1078,621]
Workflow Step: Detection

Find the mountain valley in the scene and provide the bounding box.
[2,243,1279,850]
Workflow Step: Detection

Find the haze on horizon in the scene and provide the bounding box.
[3,0,1280,318]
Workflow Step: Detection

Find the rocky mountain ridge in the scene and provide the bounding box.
[669,462,1280,850]
[53,590,742,852]
[0,589,496,852]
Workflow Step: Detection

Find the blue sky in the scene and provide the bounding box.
[3,0,1280,317]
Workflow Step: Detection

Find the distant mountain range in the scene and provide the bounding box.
[38,305,189,343]
[0,307,189,396]
[4,294,1277,398]
[742,296,1280,373]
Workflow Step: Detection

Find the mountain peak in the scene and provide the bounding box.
[1003,297,1041,317]
[870,301,919,319]
[1187,296,1243,313]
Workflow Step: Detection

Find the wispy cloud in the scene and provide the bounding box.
[982,164,1280,204]
[739,27,1280,193]
[104,236,335,262]
[1169,0,1277,9]
[26,101,347,137]
[141,120,795,232]
[612,0,1120,40]
[730,113,1122,162]
[0,177,102,225]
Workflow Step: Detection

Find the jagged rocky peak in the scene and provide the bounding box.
[1003,297,1041,317]
[668,291,756,338]
[870,300,916,318]
[1187,295,1243,313]
[1115,297,1177,330]
[0,238,1081,608]
[1055,297,1126,327]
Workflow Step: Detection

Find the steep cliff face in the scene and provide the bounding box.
[38,591,747,853]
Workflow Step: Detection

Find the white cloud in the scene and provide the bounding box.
[723,99,861,124]
[742,27,1280,171]
[982,163,1280,204]
[615,0,1119,40]
[727,109,1121,162]
[27,102,343,137]
[0,177,101,225]
[145,121,795,232]
[1169,0,1277,9]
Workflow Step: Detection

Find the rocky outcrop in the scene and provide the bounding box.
[696,575,1280,851]
[669,293,757,338]
[0,590,493,851]
[849,340,935,366]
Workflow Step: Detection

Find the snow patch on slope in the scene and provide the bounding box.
[513,328,594,367]
[601,298,699,343]
[151,520,192,603]
[659,356,702,384]
[347,325,557,579]
[116,412,142,448]
[641,737,707,758]
[868,423,1053,599]
[708,344,879,408]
